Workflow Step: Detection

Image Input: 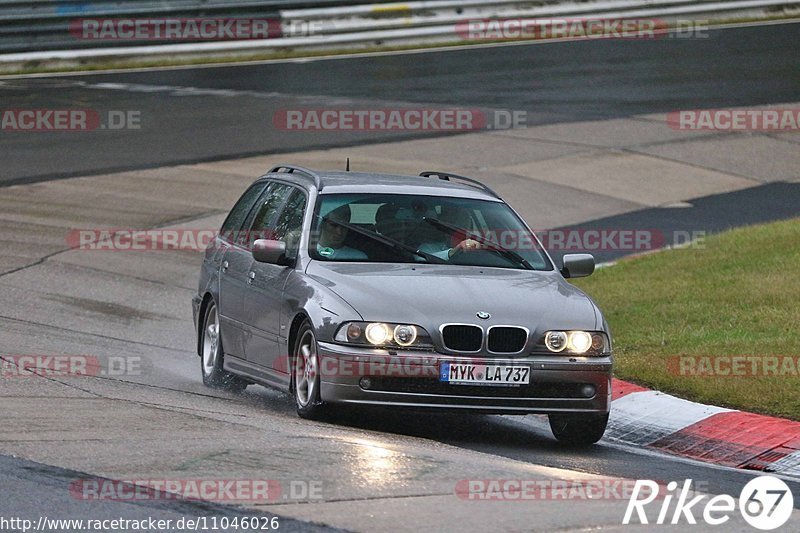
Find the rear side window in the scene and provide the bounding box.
[219,183,268,243]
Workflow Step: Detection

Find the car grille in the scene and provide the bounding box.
[367,378,590,398]
[441,324,483,352]
[488,327,528,353]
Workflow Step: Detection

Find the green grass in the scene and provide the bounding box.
[572,218,800,420]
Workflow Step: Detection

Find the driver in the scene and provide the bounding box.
[417,205,481,260]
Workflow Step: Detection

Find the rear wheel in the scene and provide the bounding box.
[293,320,326,419]
[549,413,609,446]
[200,300,247,392]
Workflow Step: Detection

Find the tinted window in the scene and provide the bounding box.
[219,183,268,243]
[240,183,292,248]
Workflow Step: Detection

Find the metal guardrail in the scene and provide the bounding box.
[0,0,396,52]
[280,0,795,35]
[1,0,798,60]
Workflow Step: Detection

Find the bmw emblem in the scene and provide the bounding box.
[476,311,491,320]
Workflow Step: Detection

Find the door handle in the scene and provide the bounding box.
[248,271,256,284]
[221,260,229,273]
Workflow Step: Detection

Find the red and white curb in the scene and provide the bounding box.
[521,378,800,476]
[608,379,800,475]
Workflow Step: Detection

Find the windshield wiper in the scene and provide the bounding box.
[422,216,534,270]
[319,216,448,264]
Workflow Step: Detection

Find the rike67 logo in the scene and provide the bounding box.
[624,476,794,530]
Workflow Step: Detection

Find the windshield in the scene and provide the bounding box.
[309,193,553,271]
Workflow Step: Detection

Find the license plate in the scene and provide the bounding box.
[439,362,530,385]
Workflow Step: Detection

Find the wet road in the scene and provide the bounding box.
[1,20,799,532]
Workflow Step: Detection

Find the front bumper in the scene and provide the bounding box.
[316,342,611,415]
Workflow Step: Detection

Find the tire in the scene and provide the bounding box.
[549,413,609,446]
[292,319,326,419]
[200,300,247,392]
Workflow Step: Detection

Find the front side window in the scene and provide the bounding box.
[271,189,307,258]
[309,193,552,270]
[239,182,292,248]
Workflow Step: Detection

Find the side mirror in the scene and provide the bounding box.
[561,253,595,279]
[252,239,286,264]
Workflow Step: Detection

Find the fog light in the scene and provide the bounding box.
[581,384,596,398]
[359,377,372,390]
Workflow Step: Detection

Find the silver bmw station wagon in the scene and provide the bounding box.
[192,165,613,445]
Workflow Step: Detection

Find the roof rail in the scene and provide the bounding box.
[419,171,500,199]
[269,164,323,190]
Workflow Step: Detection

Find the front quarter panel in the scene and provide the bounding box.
[280,267,364,348]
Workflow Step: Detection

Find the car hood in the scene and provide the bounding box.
[306,262,599,332]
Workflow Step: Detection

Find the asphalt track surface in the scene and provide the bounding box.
[0,456,334,532]
[1,23,799,185]
[1,21,800,532]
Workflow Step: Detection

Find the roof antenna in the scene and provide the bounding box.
[346,157,350,172]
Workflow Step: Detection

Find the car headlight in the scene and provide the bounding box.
[335,322,432,350]
[543,331,609,355]
[393,324,417,346]
[544,331,568,352]
[568,331,592,353]
[365,323,391,345]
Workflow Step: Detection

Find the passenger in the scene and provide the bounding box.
[317,204,368,260]
[375,202,405,242]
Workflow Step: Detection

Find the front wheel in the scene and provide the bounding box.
[200,300,247,392]
[549,413,609,446]
[292,320,326,419]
